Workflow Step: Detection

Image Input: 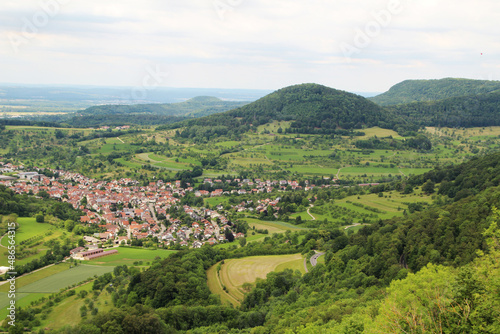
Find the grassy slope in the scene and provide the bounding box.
[81,247,176,266]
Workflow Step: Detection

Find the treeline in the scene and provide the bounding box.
[68,114,189,127]
[355,134,432,151]
[0,184,82,221]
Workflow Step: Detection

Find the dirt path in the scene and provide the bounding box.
[336,166,346,179]
[306,205,316,220]
[344,223,371,230]
[117,137,124,143]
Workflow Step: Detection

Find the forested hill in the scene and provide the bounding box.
[165,83,401,138]
[66,97,249,127]
[370,78,500,106]
[386,90,500,128]
[79,96,249,117]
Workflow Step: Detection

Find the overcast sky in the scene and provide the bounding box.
[1,0,499,93]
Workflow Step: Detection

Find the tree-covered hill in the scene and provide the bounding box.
[385,90,500,128]
[65,97,249,127]
[370,78,500,106]
[165,83,406,139]
[80,96,248,117]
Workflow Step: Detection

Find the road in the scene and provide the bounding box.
[310,252,325,266]
[148,203,165,233]
[303,251,325,273]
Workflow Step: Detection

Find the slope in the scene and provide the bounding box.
[370,78,500,106]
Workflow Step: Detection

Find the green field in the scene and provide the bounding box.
[39,281,115,330]
[81,247,176,266]
[0,264,114,320]
[0,218,65,267]
[242,218,309,233]
[207,254,305,306]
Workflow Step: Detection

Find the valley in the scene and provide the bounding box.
[1,79,500,333]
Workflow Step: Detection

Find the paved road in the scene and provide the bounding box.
[303,251,326,272]
[310,252,325,266]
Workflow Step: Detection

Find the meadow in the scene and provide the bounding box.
[81,247,176,266]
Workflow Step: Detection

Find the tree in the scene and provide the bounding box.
[35,214,44,223]
[224,228,235,242]
[65,220,76,232]
[422,180,435,194]
[239,237,247,247]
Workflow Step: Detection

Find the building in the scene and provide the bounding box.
[73,248,118,260]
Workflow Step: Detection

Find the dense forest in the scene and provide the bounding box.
[14,151,499,333]
[370,78,500,106]
[386,90,500,128]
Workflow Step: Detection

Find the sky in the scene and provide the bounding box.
[1,0,499,93]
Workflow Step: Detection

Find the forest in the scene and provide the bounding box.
[370,78,500,105]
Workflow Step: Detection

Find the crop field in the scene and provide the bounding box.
[207,254,305,306]
[17,265,114,293]
[358,127,402,139]
[0,264,113,320]
[81,247,176,266]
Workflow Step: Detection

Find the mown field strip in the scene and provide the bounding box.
[207,254,305,305]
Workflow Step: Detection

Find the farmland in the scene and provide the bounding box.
[207,254,305,306]
[81,247,176,266]
[0,217,66,267]
[0,264,114,320]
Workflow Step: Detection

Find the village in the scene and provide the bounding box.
[0,160,344,254]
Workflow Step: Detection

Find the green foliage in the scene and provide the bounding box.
[370,78,500,106]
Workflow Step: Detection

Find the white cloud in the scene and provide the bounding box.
[0,0,499,92]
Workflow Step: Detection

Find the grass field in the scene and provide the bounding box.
[81,247,176,266]
[0,264,114,320]
[207,254,305,306]
[0,218,65,267]
[242,218,309,233]
[17,265,114,294]
[39,281,114,330]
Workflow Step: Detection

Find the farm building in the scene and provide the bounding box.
[73,248,118,260]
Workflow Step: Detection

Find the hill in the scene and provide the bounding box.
[168,83,397,139]
[370,78,500,106]
[386,90,500,128]
[64,96,249,127]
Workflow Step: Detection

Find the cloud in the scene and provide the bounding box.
[0,0,499,91]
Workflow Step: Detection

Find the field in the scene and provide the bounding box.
[0,264,114,320]
[242,218,309,234]
[207,254,305,306]
[0,218,66,266]
[81,247,176,266]
[290,189,433,227]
